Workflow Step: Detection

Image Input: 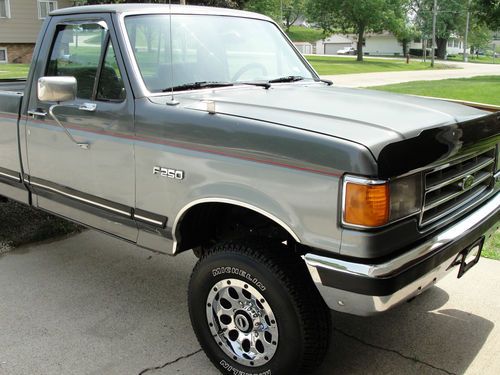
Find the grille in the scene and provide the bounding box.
[420,148,496,226]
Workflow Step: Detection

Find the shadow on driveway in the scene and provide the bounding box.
[316,287,494,375]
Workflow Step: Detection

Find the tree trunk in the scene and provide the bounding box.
[402,40,408,56]
[436,37,447,59]
[357,25,365,62]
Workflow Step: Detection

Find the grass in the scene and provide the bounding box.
[286,26,325,44]
[0,64,30,79]
[370,76,500,106]
[305,55,450,75]
[483,231,499,260]
[448,55,500,64]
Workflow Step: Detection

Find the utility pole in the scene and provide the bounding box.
[463,0,471,62]
[431,0,437,67]
[280,0,283,28]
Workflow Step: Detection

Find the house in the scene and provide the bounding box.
[363,32,406,56]
[0,0,73,63]
[315,34,354,55]
[315,31,470,57]
[293,42,313,54]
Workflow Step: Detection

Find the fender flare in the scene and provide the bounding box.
[171,197,301,254]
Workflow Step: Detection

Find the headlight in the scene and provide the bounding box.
[342,174,422,228]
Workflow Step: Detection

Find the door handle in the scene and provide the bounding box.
[79,103,97,112]
[27,110,47,118]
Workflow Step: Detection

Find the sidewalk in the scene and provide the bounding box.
[323,60,500,88]
[0,230,499,374]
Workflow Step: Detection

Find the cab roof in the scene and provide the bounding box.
[51,4,270,21]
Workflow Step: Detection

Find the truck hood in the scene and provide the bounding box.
[170,83,488,158]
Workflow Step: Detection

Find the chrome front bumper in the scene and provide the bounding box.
[304,193,500,316]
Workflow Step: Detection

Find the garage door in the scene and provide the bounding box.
[324,43,352,55]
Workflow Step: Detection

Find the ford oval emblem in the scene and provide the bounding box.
[461,175,475,191]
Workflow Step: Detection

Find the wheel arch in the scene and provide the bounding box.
[172,198,301,255]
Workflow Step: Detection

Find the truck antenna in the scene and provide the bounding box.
[167,0,179,106]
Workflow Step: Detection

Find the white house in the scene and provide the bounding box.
[445,37,468,55]
[363,32,405,56]
[315,34,354,55]
[293,42,313,54]
[315,32,470,57]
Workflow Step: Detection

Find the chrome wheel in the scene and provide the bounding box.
[206,278,279,367]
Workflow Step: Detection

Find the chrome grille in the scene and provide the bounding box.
[420,149,496,226]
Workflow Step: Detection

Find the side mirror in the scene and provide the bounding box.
[37,76,77,103]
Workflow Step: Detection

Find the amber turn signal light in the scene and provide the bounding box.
[344,181,390,227]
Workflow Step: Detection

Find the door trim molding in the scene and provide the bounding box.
[27,175,167,229]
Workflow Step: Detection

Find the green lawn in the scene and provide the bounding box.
[370,76,500,106]
[305,55,450,75]
[286,26,325,44]
[0,64,30,79]
[448,55,500,64]
[483,231,499,261]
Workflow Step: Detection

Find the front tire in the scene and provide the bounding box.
[188,240,331,374]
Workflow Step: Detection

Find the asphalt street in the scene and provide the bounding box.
[0,231,499,374]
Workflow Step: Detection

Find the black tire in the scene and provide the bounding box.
[188,239,331,375]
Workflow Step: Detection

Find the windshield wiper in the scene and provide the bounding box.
[268,75,305,84]
[161,81,234,92]
[238,82,271,89]
[318,78,333,86]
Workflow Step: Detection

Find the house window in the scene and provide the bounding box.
[0,0,11,18]
[0,48,7,63]
[38,1,58,19]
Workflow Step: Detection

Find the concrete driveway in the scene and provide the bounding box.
[323,60,500,88]
[0,231,499,375]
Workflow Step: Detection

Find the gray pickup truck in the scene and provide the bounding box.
[0,4,499,374]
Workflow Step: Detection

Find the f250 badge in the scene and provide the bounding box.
[153,166,185,180]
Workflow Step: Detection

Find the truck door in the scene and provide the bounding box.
[24,16,137,241]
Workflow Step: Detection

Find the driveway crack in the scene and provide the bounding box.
[138,348,203,375]
[335,328,457,375]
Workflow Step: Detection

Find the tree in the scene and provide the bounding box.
[282,0,307,31]
[413,0,470,59]
[468,22,493,55]
[245,0,281,21]
[394,24,419,55]
[308,0,408,61]
[474,0,500,30]
[392,1,419,56]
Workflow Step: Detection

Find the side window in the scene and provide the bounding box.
[46,23,106,100]
[97,40,126,101]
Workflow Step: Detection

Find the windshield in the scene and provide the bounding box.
[124,14,315,92]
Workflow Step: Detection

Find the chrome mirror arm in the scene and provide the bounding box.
[48,104,90,150]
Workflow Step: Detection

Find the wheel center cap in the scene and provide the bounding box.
[234,311,252,333]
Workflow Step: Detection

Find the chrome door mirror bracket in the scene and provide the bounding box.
[48,104,90,150]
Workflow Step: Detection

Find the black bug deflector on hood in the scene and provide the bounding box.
[378,111,500,179]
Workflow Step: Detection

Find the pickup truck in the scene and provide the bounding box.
[0,4,499,375]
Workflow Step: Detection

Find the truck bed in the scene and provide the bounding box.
[0,83,23,196]
[0,79,26,93]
